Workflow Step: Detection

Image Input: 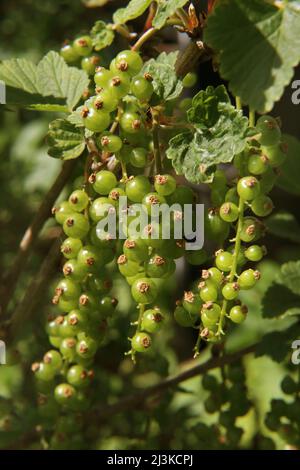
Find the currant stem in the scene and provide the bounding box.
[217,197,245,336]
[236,96,242,111]
[193,329,202,358]
[249,109,256,127]
[152,110,162,174]
[131,27,157,52]
[131,303,145,363]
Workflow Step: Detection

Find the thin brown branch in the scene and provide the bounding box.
[7,236,62,341]
[175,40,210,77]
[93,344,256,420]
[0,160,76,318]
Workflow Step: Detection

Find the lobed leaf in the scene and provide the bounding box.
[153,0,189,29]
[47,119,86,160]
[113,0,152,24]
[90,21,115,51]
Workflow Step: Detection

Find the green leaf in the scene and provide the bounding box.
[266,211,300,244]
[0,58,40,94]
[277,134,300,196]
[153,0,189,29]
[113,0,152,24]
[255,325,300,363]
[262,283,300,319]
[5,86,67,110]
[47,119,86,160]
[142,51,183,101]
[37,51,89,110]
[279,261,300,296]
[90,21,115,51]
[166,85,248,183]
[204,0,300,113]
[0,52,89,111]
[67,106,85,127]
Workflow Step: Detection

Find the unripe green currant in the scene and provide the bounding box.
[199,281,218,303]
[174,304,196,327]
[201,302,221,321]
[183,291,202,315]
[131,278,158,304]
[215,250,233,272]
[244,245,266,262]
[229,305,248,323]
[238,269,261,289]
[222,282,240,300]
[219,202,239,223]
[256,115,281,147]
[141,308,165,333]
[237,176,261,201]
[251,195,274,217]
[131,332,152,352]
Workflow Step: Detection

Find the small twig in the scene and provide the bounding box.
[132,27,158,52]
[0,161,76,319]
[93,344,256,420]
[8,236,62,341]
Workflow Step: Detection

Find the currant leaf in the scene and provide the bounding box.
[47,119,86,160]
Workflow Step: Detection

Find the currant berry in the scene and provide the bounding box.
[199,281,218,303]
[141,308,165,333]
[94,67,113,87]
[63,213,90,239]
[61,237,83,259]
[131,75,153,101]
[108,74,131,99]
[52,201,73,225]
[145,254,175,278]
[31,362,55,382]
[174,305,196,327]
[219,202,239,223]
[55,278,81,300]
[129,333,152,357]
[131,278,158,304]
[117,254,140,277]
[256,115,281,146]
[238,269,260,289]
[100,133,122,153]
[67,310,88,334]
[142,192,166,215]
[201,302,221,321]
[248,153,269,175]
[154,174,176,196]
[82,107,111,132]
[229,305,247,323]
[93,170,117,195]
[222,282,239,300]
[126,175,151,203]
[120,111,144,134]
[205,208,230,243]
[251,195,274,217]
[43,350,63,372]
[244,245,265,262]
[67,365,92,389]
[115,50,143,77]
[59,338,77,361]
[92,90,119,113]
[81,55,100,75]
[129,147,148,168]
[123,238,149,262]
[237,176,261,201]
[108,187,126,204]
[240,217,263,243]
[76,336,98,359]
[60,43,79,63]
[73,36,93,57]
[54,383,77,405]
[225,188,239,206]
[262,142,288,168]
[215,250,233,272]
[89,197,115,223]
[202,267,224,286]
[166,185,194,206]
[183,291,202,315]
[182,72,197,88]
[63,259,88,282]
[77,245,102,271]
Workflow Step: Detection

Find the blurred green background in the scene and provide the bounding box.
[0,0,300,450]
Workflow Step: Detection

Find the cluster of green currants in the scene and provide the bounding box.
[32,185,118,410]
[174,115,287,342]
[265,374,300,448]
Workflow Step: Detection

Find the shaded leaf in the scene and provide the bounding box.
[142,51,183,101]
[277,134,300,196]
[166,85,248,183]
[204,0,300,112]
[279,261,300,296]
[113,0,152,24]
[153,0,189,29]
[90,21,115,51]
[255,326,300,363]
[82,0,109,6]
[266,211,300,244]
[47,119,86,160]
[262,283,300,319]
